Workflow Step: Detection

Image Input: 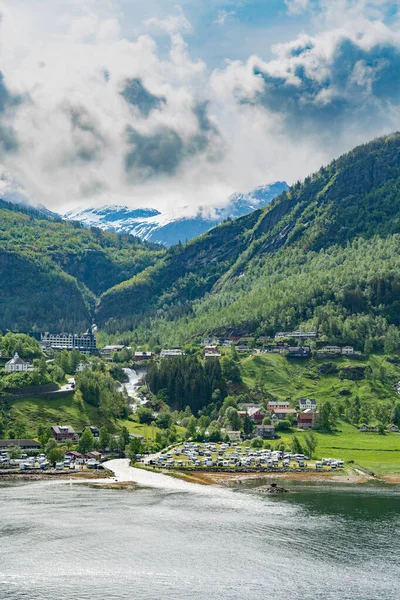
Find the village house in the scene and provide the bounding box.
[267,401,291,411]
[320,346,341,354]
[247,406,266,422]
[135,352,153,361]
[160,348,184,358]
[341,346,355,355]
[299,399,317,412]
[204,346,222,360]
[81,425,100,438]
[51,425,79,442]
[236,343,250,353]
[275,331,317,340]
[263,344,288,354]
[238,403,262,411]
[227,430,242,442]
[388,424,399,432]
[0,439,41,451]
[359,424,370,432]
[270,407,297,420]
[255,424,276,439]
[5,352,30,372]
[287,346,312,359]
[297,410,316,429]
[101,345,125,359]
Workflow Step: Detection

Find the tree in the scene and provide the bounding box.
[275,420,291,432]
[45,438,57,454]
[221,356,241,383]
[128,437,143,460]
[8,445,22,459]
[262,416,272,425]
[13,419,27,439]
[78,428,94,454]
[225,407,241,431]
[384,325,400,355]
[48,447,64,466]
[99,426,110,451]
[392,403,400,427]
[315,401,336,432]
[157,412,173,430]
[137,407,154,424]
[303,431,318,458]
[291,435,303,454]
[220,396,238,416]
[251,437,264,448]
[243,413,254,435]
[186,416,197,439]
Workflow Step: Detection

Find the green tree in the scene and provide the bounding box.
[99,426,110,451]
[251,437,264,448]
[37,425,52,448]
[13,419,27,439]
[186,416,197,439]
[243,413,254,435]
[291,435,303,454]
[45,438,57,454]
[303,431,318,458]
[225,407,241,430]
[48,447,64,465]
[78,428,94,454]
[128,437,143,460]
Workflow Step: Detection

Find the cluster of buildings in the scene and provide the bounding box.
[236,398,319,439]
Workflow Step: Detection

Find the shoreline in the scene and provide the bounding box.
[184,469,400,486]
[0,469,114,482]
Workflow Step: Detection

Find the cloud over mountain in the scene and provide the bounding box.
[0,0,399,213]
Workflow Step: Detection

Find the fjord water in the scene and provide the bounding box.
[0,467,399,600]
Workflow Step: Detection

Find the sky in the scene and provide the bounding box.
[0,0,400,215]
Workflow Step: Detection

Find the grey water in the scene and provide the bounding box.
[0,463,399,600]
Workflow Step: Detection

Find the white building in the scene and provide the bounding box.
[160,349,184,358]
[5,353,30,372]
[320,346,341,354]
[341,346,355,355]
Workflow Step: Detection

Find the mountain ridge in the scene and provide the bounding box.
[64,182,289,247]
[96,132,400,353]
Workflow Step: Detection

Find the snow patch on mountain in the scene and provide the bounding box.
[64,181,289,246]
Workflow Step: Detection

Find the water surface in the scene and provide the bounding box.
[0,465,399,600]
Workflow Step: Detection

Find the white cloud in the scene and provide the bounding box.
[285,0,311,15]
[0,0,399,216]
[213,10,236,25]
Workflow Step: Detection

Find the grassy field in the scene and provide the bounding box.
[9,394,99,436]
[279,422,400,475]
[120,418,186,442]
[241,353,400,404]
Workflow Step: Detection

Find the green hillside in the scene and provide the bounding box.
[97,133,400,353]
[240,353,400,407]
[0,200,164,331]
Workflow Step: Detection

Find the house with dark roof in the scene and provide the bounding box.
[51,426,79,442]
[0,439,41,450]
[255,424,277,439]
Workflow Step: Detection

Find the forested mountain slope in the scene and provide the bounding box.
[97,133,400,351]
[0,201,164,331]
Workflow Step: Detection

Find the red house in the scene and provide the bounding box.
[297,410,316,429]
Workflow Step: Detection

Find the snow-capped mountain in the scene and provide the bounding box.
[64,181,289,247]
